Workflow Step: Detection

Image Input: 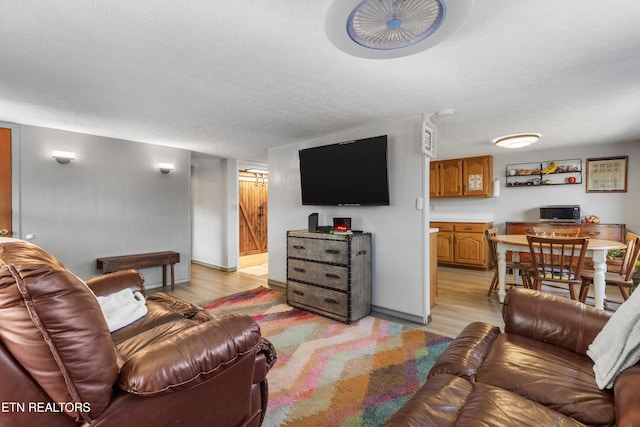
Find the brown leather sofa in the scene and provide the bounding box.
[0,240,276,427]
[385,288,640,427]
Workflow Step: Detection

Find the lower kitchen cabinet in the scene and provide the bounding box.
[430,222,493,269]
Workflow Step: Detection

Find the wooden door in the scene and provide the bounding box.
[439,159,463,197]
[239,172,268,256]
[0,128,11,238]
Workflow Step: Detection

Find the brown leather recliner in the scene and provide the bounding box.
[385,288,640,427]
[0,240,276,427]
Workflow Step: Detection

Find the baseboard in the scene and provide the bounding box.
[191,259,237,272]
[267,278,286,289]
[372,305,427,325]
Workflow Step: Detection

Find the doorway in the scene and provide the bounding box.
[238,170,268,270]
[0,128,11,238]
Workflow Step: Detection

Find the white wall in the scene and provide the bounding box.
[9,123,191,286]
[430,142,640,234]
[191,158,227,267]
[268,115,429,321]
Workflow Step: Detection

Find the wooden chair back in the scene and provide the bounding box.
[620,232,640,281]
[485,227,499,266]
[526,235,589,300]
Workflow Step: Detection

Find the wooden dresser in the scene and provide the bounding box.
[286,230,372,324]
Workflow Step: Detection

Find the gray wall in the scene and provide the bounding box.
[8,123,191,286]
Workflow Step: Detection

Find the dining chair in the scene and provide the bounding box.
[578,232,640,304]
[485,227,531,297]
[526,235,589,301]
[532,226,580,237]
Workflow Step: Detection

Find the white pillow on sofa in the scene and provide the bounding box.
[97,288,147,332]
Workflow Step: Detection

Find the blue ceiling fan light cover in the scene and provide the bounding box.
[347,0,445,50]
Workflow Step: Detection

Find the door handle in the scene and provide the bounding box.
[0,229,8,236]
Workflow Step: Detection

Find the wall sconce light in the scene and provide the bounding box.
[52,150,76,164]
[158,163,175,173]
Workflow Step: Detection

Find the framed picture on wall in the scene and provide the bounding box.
[585,156,628,193]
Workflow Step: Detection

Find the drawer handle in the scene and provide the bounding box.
[294,267,306,273]
[462,227,472,231]
[584,231,600,236]
[325,249,340,254]
[325,273,340,279]
[293,245,305,250]
[324,298,339,305]
[293,290,305,296]
[357,250,367,256]
[524,229,534,234]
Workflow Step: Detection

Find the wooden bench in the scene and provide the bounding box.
[96,251,180,290]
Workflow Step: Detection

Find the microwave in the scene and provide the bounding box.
[539,205,580,223]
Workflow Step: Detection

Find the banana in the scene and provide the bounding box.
[541,162,558,174]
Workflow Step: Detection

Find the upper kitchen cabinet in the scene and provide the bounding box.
[430,155,494,198]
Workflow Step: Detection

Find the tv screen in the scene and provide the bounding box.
[299,135,390,206]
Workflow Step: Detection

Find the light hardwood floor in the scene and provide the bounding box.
[155,263,622,339]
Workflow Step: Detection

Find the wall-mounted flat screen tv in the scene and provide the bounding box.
[299,135,390,206]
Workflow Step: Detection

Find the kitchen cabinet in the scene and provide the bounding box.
[431,155,493,198]
[430,222,492,269]
[505,158,582,187]
[286,230,372,324]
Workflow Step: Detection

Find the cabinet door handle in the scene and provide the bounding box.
[325,273,340,279]
[293,290,305,296]
[325,249,340,254]
[584,231,600,236]
[324,298,339,305]
[293,245,305,250]
[294,267,306,273]
[357,250,368,256]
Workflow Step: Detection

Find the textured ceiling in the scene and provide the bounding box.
[1,0,639,162]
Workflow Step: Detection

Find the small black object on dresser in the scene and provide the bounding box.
[286,230,372,324]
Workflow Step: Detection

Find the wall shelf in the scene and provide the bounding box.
[505,158,582,187]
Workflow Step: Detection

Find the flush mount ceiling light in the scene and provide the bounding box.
[325,0,473,59]
[493,133,541,149]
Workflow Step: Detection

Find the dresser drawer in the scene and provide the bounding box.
[287,237,349,264]
[287,259,349,291]
[287,281,348,318]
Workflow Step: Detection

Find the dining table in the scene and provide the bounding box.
[491,234,626,310]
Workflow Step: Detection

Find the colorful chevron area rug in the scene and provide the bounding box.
[203,287,452,427]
